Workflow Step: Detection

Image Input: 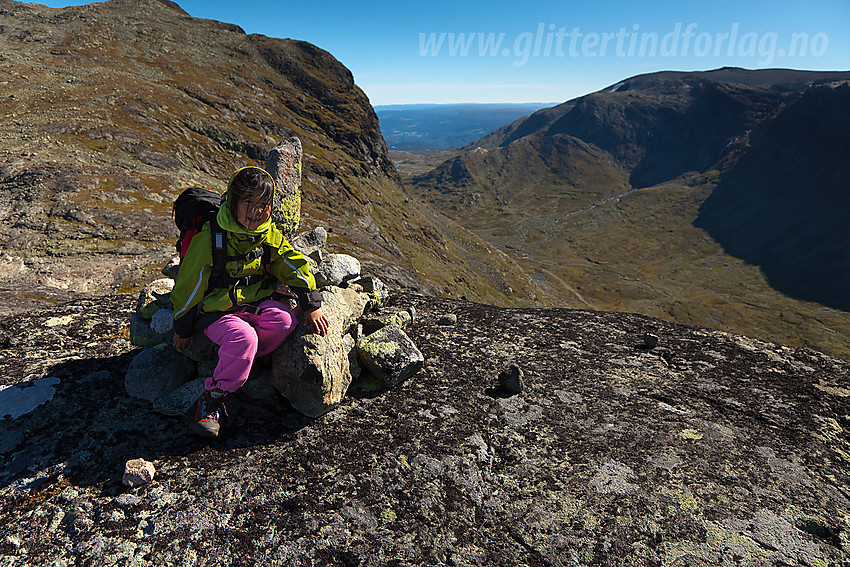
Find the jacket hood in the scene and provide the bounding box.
[216,199,272,237]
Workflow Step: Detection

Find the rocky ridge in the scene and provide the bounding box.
[0,0,548,314]
[1,289,849,565]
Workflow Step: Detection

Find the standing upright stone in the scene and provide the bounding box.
[265,137,302,239]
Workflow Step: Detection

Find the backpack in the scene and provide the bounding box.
[172,187,272,308]
[173,187,222,259]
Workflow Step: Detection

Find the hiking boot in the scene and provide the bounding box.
[191,390,228,438]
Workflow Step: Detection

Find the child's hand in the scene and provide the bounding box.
[173,334,194,350]
[305,307,329,336]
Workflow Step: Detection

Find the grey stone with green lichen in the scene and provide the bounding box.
[161,257,180,280]
[360,309,413,335]
[129,313,170,348]
[265,137,302,239]
[124,344,196,402]
[270,287,369,417]
[135,278,173,320]
[356,323,423,387]
[355,275,388,296]
[353,275,390,308]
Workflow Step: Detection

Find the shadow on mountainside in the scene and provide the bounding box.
[695,83,850,312]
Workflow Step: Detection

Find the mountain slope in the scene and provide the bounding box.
[472,68,850,188]
[695,81,850,311]
[412,68,850,357]
[0,0,548,310]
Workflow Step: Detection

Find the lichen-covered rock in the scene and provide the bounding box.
[360,309,413,335]
[135,279,174,320]
[265,137,302,239]
[354,275,390,306]
[124,344,196,402]
[129,313,170,348]
[161,257,180,280]
[3,291,850,566]
[270,287,368,416]
[151,377,205,416]
[290,226,328,257]
[356,323,424,387]
[315,253,361,287]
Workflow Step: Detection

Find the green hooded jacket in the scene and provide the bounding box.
[171,202,319,337]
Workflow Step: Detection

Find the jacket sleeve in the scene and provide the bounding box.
[171,227,213,337]
[269,236,323,310]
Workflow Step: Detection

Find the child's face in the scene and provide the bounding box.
[235,196,272,231]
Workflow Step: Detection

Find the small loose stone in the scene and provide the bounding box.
[437,313,457,326]
[499,364,525,394]
[123,458,156,487]
[643,333,659,348]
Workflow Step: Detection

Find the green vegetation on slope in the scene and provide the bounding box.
[410,69,850,358]
[0,0,553,309]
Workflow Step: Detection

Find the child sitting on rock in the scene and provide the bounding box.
[171,166,329,438]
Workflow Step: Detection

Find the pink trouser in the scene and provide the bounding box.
[203,299,297,393]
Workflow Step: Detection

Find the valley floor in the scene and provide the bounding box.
[395,150,850,360]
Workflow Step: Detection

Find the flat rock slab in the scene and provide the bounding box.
[0,377,60,420]
[0,291,849,566]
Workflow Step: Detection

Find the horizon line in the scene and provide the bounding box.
[373,101,562,107]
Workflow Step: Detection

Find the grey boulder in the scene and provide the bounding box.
[152,377,205,416]
[314,253,361,287]
[129,313,171,349]
[270,287,367,417]
[356,324,423,387]
[125,345,196,402]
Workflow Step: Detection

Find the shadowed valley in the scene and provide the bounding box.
[410,68,850,358]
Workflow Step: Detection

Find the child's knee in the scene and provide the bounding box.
[258,301,296,329]
[206,316,259,353]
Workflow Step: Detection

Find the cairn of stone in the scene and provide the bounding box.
[127,228,424,418]
[125,139,423,418]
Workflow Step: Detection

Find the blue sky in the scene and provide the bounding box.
[29,0,850,105]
